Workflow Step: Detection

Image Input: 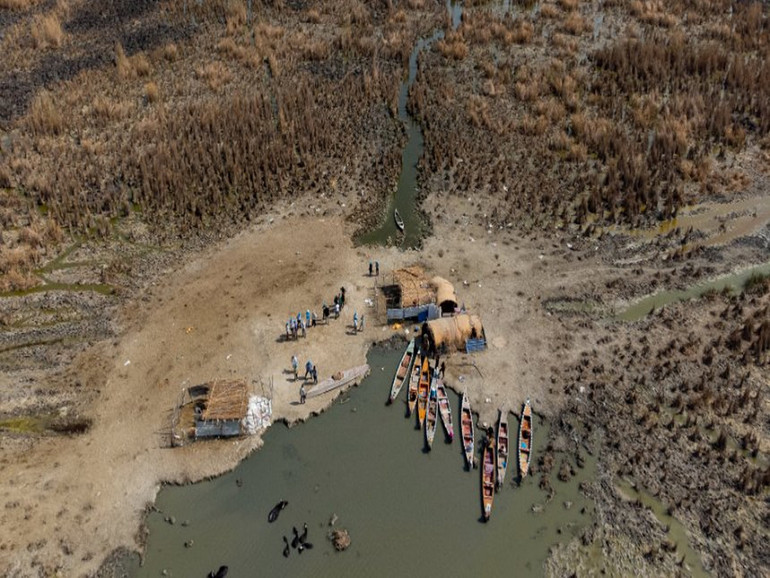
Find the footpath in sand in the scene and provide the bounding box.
[1,201,601,576]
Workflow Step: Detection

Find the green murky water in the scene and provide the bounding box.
[616,479,709,577]
[617,261,770,321]
[130,348,595,577]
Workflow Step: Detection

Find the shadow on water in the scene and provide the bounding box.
[128,347,596,577]
[357,2,462,249]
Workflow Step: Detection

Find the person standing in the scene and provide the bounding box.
[440,361,446,379]
[368,261,373,276]
[311,311,317,327]
[334,302,340,318]
[306,310,311,327]
[291,355,299,380]
[375,261,379,276]
[312,365,318,385]
[299,383,306,404]
[305,359,313,380]
[353,311,358,332]
[340,287,346,309]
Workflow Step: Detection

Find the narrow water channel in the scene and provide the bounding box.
[358,2,462,248]
[617,260,770,322]
[130,347,595,577]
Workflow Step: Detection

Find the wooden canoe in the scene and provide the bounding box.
[406,350,421,416]
[425,373,438,449]
[388,339,415,404]
[416,358,430,428]
[307,365,370,398]
[394,208,405,232]
[461,392,474,469]
[481,438,495,521]
[436,380,454,441]
[518,398,533,478]
[496,410,509,490]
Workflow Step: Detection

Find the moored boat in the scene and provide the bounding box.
[436,380,454,441]
[307,365,370,398]
[481,438,495,521]
[460,392,474,469]
[518,398,533,478]
[394,208,405,232]
[388,339,415,404]
[416,357,430,428]
[406,351,421,416]
[425,373,438,449]
[496,409,509,490]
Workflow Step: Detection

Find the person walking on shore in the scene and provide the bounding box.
[312,365,318,385]
[291,355,299,380]
[299,383,306,404]
[305,360,313,380]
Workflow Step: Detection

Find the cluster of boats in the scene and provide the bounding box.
[388,339,534,520]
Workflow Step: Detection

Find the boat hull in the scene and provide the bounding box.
[518,399,533,478]
[388,340,415,404]
[496,410,509,490]
[481,440,495,521]
[461,392,474,469]
[436,381,454,441]
[417,358,430,428]
[425,374,438,449]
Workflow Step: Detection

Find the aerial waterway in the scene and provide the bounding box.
[128,346,596,577]
[358,1,462,248]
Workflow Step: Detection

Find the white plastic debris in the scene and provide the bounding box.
[124,360,131,366]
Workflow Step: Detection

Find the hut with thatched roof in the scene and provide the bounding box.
[383,266,441,322]
[194,378,249,438]
[431,276,458,315]
[425,314,485,353]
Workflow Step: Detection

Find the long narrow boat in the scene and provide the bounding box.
[496,410,509,490]
[436,380,454,441]
[481,438,495,521]
[406,351,421,416]
[416,358,430,428]
[460,392,474,469]
[518,398,533,478]
[425,373,438,449]
[394,208,405,232]
[388,339,415,404]
[307,365,370,398]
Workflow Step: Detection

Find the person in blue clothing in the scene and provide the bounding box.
[306,310,311,327]
[305,360,313,380]
[353,311,358,331]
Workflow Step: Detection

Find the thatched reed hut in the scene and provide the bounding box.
[195,378,249,438]
[425,314,484,352]
[391,266,434,307]
[431,276,458,315]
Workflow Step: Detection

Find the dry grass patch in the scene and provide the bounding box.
[562,12,587,35]
[196,61,233,91]
[226,0,247,34]
[32,13,64,49]
[28,91,64,135]
[0,0,35,9]
[630,1,678,27]
[437,32,468,60]
[144,82,159,103]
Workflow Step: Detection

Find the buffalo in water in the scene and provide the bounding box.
[267,500,288,523]
[207,566,228,578]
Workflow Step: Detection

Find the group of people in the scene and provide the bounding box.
[285,310,317,341]
[368,260,380,277]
